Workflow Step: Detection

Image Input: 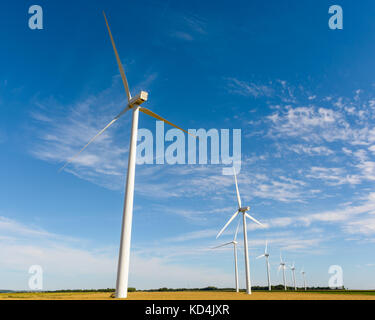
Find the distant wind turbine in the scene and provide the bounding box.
[59,12,194,299]
[256,240,271,291]
[212,219,241,292]
[216,169,264,294]
[278,252,287,291]
[301,267,307,291]
[290,262,297,291]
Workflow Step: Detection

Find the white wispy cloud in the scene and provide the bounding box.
[344,217,375,236]
[169,13,207,42]
[225,78,274,98]
[288,144,334,156]
[356,161,375,181]
[172,31,194,41]
[306,167,361,186]
[255,192,375,237]
[0,215,117,290]
[29,74,164,190]
[0,215,238,290]
[267,106,342,141]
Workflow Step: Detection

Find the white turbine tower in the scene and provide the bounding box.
[60,12,194,299]
[290,262,297,291]
[212,219,241,292]
[278,252,287,291]
[256,240,271,291]
[301,267,307,291]
[216,169,264,295]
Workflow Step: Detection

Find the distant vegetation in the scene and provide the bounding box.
[141,285,347,292]
[5,285,375,294]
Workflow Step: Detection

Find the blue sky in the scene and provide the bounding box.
[1,0,375,290]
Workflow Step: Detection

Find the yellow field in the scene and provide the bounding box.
[0,291,374,300]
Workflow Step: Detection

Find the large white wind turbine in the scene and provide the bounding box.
[216,170,264,294]
[60,12,194,299]
[301,267,307,291]
[212,219,241,292]
[256,240,271,291]
[278,252,287,291]
[290,262,297,291]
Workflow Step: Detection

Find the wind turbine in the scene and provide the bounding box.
[60,12,194,299]
[212,219,241,292]
[216,169,264,294]
[290,262,297,291]
[256,240,271,291]
[278,252,287,291]
[301,267,307,291]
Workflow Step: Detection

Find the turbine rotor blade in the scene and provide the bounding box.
[245,213,264,227]
[233,168,242,208]
[139,107,195,138]
[58,106,130,172]
[216,210,239,239]
[256,254,265,259]
[233,218,241,241]
[103,11,131,102]
[211,242,233,249]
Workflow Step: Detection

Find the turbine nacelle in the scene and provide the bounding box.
[239,206,250,212]
[129,91,148,108]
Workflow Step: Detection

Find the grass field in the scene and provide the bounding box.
[1,291,375,300]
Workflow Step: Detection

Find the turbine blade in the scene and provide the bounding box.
[233,168,242,208]
[211,242,233,249]
[216,211,239,239]
[58,106,130,172]
[233,218,241,241]
[103,11,131,102]
[139,107,195,137]
[245,213,264,227]
[256,254,265,259]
